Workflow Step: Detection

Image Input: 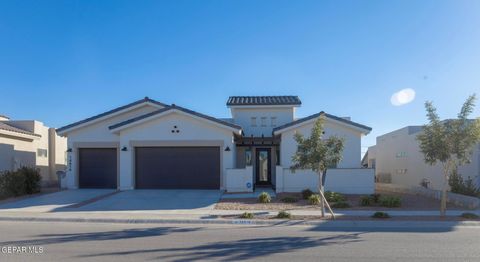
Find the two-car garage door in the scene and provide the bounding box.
[135,147,220,189]
[78,147,220,189]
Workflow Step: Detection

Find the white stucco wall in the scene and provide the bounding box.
[226,166,253,192]
[279,119,363,169]
[116,111,236,190]
[230,107,295,137]
[276,167,374,194]
[374,126,480,190]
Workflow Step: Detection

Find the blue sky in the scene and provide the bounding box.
[1,0,480,153]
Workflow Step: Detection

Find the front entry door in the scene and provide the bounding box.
[255,148,271,185]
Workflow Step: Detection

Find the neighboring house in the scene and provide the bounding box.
[367,126,480,190]
[57,96,374,194]
[0,115,67,187]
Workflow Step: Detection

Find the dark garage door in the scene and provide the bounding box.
[79,148,117,189]
[135,147,220,189]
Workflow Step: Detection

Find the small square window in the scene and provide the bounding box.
[261,117,267,127]
[271,117,277,127]
[251,117,257,127]
[37,149,48,158]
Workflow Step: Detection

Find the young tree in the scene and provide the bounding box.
[290,116,345,218]
[417,94,480,216]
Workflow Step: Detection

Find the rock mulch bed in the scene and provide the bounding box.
[215,191,468,211]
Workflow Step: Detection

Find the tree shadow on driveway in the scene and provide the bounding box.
[0,226,201,246]
[76,233,364,261]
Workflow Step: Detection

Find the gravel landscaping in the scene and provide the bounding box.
[216,190,470,211]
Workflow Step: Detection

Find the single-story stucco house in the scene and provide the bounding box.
[57,96,374,194]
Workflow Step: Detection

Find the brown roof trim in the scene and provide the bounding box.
[57,97,167,133]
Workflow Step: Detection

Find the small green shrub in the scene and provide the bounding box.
[276,211,292,219]
[449,169,480,197]
[360,196,371,206]
[379,196,401,208]
[308,194,321,205]
[301,189,314,199]
[331,201,350,208]
[370,193,381,203]
[372,211,390,219]
[324,191,346,202]
[281,196,298,203]
[0,167,41,198]
[460,213,479,219]
[258,192,271,203]
[240,212,254,219]
[19,167,41,194]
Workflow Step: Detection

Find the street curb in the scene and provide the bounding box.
[0,216,479,228]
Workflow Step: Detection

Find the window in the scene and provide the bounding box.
[271,117,277,127]
[251,117,257,127]
[396,152,407,158]
[396,169,407,174]
[261,117,267,127]
[37,149,48,158]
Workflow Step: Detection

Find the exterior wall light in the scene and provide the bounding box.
[224,146,231,152]
[121,146,128,151]
[66,148,72,152]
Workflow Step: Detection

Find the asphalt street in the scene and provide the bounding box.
[0,221,479,261]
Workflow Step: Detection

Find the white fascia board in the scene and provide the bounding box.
[273,116,371,136]
[57,101,164,136]
[110,109,242,135]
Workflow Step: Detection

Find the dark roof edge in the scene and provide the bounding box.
[273,112,372,133]
[109,104,242,131]
[226,96,302,106]
[57,97,167,133]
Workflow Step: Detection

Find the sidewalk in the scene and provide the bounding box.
[0,208,478,227]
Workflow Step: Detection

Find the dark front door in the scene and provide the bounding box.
[255,148,271,185]
[79,148,117,189]
[135,147,220,189]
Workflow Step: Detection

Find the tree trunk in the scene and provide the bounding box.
[318,172,325,217]
[440,163,449,217]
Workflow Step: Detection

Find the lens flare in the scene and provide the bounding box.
[391,88,415,106]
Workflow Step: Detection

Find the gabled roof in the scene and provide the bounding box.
[109,104,242,133]
[0,122,41,138]
[273,112,372,134]
[57,97,167,134]
[226,96,301,106]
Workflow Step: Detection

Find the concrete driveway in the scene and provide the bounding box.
[72,190,223,212]
[0,189,116,212]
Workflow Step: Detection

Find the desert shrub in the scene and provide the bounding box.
[301,189,314,199]
[0,167,41,198]
[460,213,479,219]
[331,201,350,208]
[370,193,381,203]
[258,192,271,203]
[449,170,480,197]
[379,196,401,208]
[360,196,371,206]
[372,211,390,219]
[308,194,321,205]
[19,167,41,194]
[240,212,254,219]
[276,211,292,219]
[324,191,346,202]
[281,196,298,203]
